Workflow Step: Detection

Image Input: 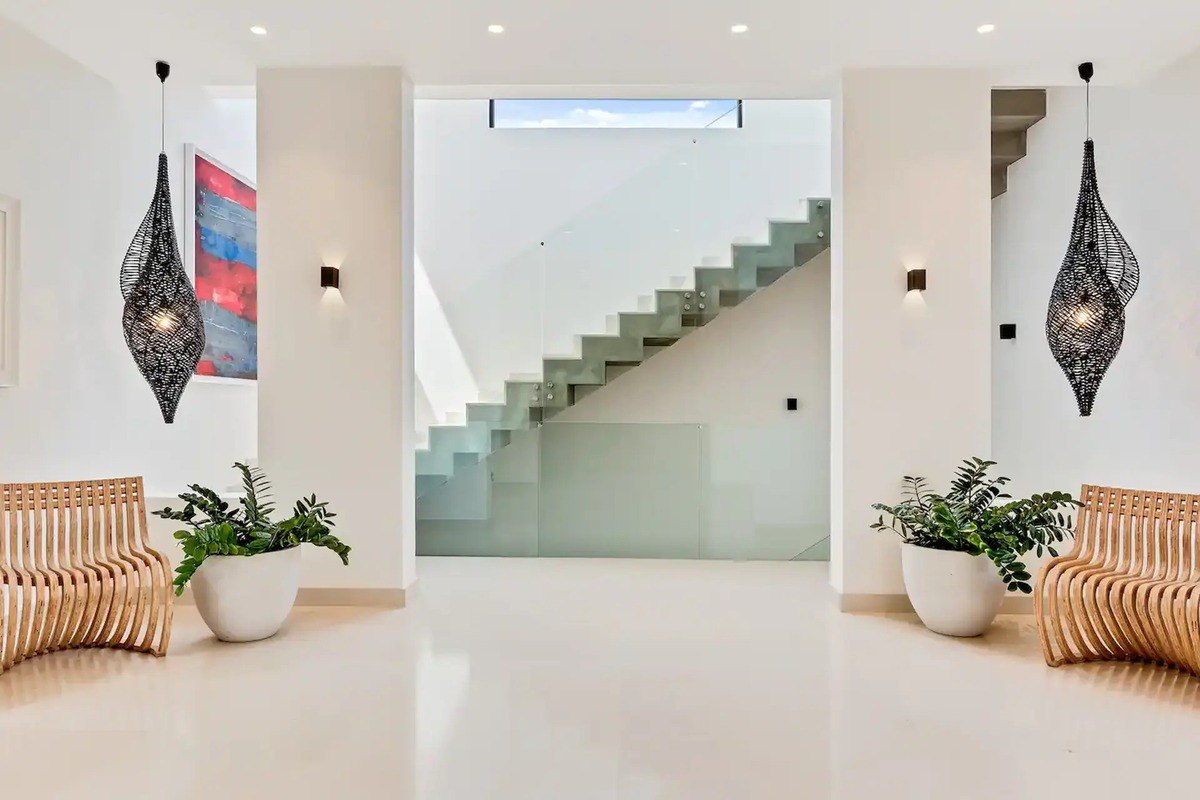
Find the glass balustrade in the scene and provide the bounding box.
[415,98,832,559]
[415,421,829,559]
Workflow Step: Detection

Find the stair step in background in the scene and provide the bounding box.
[605,362,639,382]
[415,196,832,499]
[991,89,1046,198]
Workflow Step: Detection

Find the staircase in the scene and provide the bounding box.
[991,89,1046,198]
[415,196,832,500]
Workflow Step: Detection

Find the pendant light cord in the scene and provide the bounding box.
[155,60,170,154]
[1085,80,1090,141]
[1078,61,1094,142]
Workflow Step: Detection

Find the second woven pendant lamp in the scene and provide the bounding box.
[1045,62,1140,417]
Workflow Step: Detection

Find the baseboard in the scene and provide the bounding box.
[175,586,408,609]
[838,592,1034,615]
[837,593,913,614]
[293,588,407,607]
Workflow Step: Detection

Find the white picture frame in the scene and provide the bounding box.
[0,194,19,387]
[183,144,258,384]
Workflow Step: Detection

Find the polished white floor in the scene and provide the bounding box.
[2,557,1199,799]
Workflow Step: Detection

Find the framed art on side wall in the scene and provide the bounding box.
[184,145,258,382]
[0,194,19,387]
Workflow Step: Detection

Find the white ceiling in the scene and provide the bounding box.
[3,0,1200,92]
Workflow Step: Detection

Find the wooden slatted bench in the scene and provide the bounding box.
[1,477,173,674]
[1035,484,1200,676]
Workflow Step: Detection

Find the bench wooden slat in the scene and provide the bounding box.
[1035,484,1200,676]
[1,476,173,674]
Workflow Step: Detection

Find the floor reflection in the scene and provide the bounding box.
[2,559,1200,799]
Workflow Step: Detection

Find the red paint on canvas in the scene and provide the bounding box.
[195,156,257,211]
[194,246,258,322]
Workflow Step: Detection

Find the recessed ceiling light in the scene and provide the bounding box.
[250,25,268,36]
[731,24,749,34]
[488,24,505,34]
[977,23,995,34]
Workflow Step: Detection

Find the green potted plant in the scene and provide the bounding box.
[871,458,1077,637]
[155,463,350,642]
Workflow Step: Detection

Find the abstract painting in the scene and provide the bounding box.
[185,146,257,381]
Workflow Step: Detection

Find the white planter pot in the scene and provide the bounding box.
[900,542,1006,637]
[191,547,301,642]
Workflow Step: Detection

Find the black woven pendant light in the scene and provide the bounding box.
[1045,62,1139,416]
[121,61,205,423]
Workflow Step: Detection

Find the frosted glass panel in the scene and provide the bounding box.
[700,424,829,560]
[416,422,830,560]
[537,422,701,557]
[415,427,540,556]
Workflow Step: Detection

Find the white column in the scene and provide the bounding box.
[257,67,415,598]
[831,69,992,604]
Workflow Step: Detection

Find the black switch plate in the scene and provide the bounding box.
[999,323,1017,340]
[786,398,798,411]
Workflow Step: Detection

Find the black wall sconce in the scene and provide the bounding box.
[906,268,927,292]
[320,265,340,289]
[999,323,1017,340]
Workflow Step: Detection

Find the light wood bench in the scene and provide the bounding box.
[1,477,173,674]
[1035,484,1200,676]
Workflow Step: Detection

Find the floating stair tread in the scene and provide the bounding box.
[991,89,1046,132]
[991,130,1027,166]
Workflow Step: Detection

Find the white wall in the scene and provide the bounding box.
[0,17,257,495]
[832,70,992,599]
[257,67,415,593]
[415,99,831,435]
[993,70,1200,497]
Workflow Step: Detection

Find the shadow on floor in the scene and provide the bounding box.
[877,612,1200,708]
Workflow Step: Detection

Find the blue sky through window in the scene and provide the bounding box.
[491,99,741,129]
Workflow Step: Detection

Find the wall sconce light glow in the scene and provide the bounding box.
[250,25,268,36]
[488,24,505,34]
[320,265,341,290]
[906,268,928,292]
[731,24,749,34]
[976,23,996,34]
